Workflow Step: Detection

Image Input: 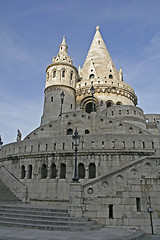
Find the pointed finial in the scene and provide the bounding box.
[96,25,100,31]
[61,36,67,46]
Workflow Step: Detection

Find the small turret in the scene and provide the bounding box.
[41,37,78,125]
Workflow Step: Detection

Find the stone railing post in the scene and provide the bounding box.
[69,182,83,218]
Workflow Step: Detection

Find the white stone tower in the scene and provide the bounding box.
[76,26,137,113]
[41,37,78,125]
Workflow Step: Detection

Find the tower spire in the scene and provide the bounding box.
[59,36,68,54]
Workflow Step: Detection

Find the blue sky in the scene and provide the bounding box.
[0,0,160,144]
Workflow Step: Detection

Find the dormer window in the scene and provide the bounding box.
[89,74,95,79]
[62,70,65,77]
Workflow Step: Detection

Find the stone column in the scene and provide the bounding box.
[69,182,83,218]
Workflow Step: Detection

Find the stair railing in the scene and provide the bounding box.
[0,166,29,203]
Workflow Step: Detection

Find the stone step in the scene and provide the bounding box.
[0,211,89,223]
[0,204,102,231]
[0,220,101,231]
[0,180,21,203]
[0,216,95,227]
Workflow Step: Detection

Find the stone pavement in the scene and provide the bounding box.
[0,226,144,240]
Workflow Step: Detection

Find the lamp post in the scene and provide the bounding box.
[90,85,95,112]
[72,129,80,182]
[59,91,65,116]
[0,135,3,150]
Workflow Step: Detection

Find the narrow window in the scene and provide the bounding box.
[54,143,56,150]
[46,144,48,151]
[50,163,57,179]
[89,163,96,178]
[31,145,33,152]
[133,141,135,149]
[19,147,21,153]
[28,165,32,179]
[102,141,104,148]
[60,163,66,179]
[78,163,85,179]
[119,110,121,115]
[62,70,65,77]
[24,146,26,152]
[109,204,113,218]
[112,111,114,116]
[112,141,115,148]
[38,145,40,152]
[142,142,145,149]
[127,110,129,115]
[63,143,65,150]
[71,104,72,109]
[21,165,25,179]
[51,97,53,102]
[82,142,84,149]
[92,141,94,149]
[136,198,141,212]
[70,72,73,80]
[134,111,136,115]
[122,141,125,148]
[53,70,56,78]
[152,142,154,149]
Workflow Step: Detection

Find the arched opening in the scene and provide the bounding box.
[21,165,25,179]
[78,163,85,179]
[109,74,113,79]
[67,128,73,135]
[50,163,57,179]
[85,129,90,134]
[28,165,32,179]
[60,163,66,179]
[89,163,96,179]
[85,102,96,113]
[41,164,47,179]
[106,100,114,108]
[70,72,73,80]
[89,74,95,79]
[53,70,56,78]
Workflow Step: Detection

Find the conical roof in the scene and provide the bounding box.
[81,26,119,80]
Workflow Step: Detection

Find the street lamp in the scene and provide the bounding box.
[72,129,80,182]
[0,135,3,150]
[90,85,95,112]
[59,91,65,116]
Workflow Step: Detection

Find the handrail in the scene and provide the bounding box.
[0,166,29,203]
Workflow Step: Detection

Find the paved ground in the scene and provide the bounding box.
[0,226,144,240]
[0,226,160,240]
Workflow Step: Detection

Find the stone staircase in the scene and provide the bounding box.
[0,179,21,203]
[0,204,102,231]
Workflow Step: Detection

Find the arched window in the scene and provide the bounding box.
[89,163,96,179]
[78,163,85,179]
[109,74,113,79]
[85,129,90,134]
[28,165,32,179]
[89,74,95,79]
[21,165,25,179]
[85,102,96,113]
[62,70,65,77]
[116,101,122,105]
[53,70,56,78]
[50,163,57,179]
[70,72,73,80]
[60,163,66,179]
[41,164,47,179]
[106,100,114,108]
[67,128,73,135]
